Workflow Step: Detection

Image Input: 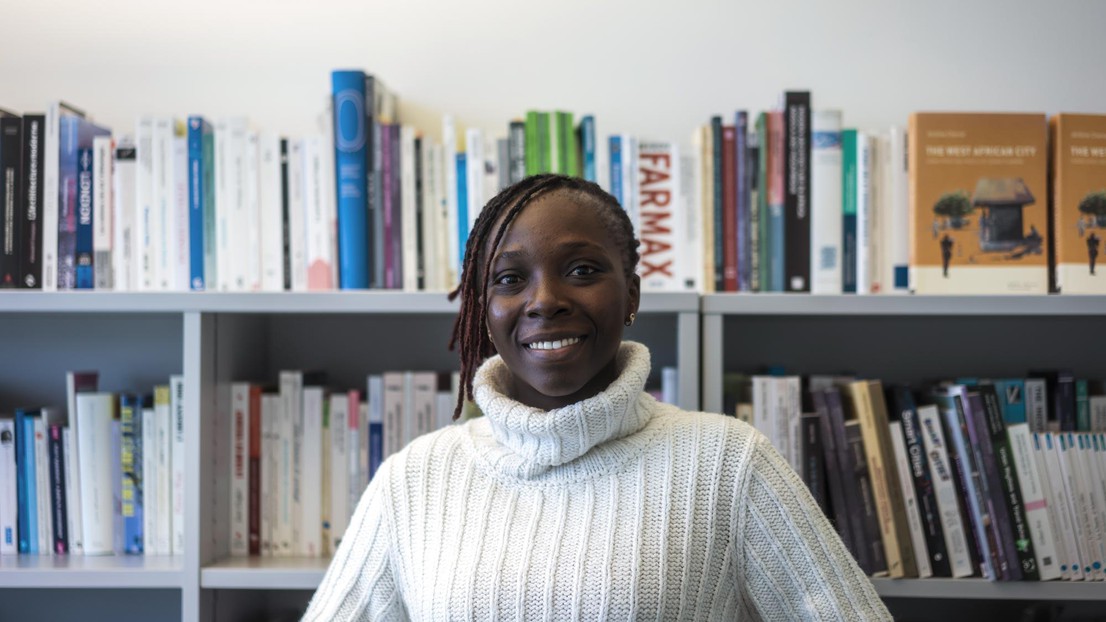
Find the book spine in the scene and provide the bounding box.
[939,391,998,579]
[153,118,173,291]
[918,404,975,577]
[259,394,275,556]
[580,115,596,182]
[112,142,136,291]
[15,412,38,553]
[1076,379,1089,431]
[42,104,74,291]
[331,71,370,289]
[135,117,155,290]
[248,386,261,555]
[811,110,843,294]
[638,142,680,291]
[508,120,526,185]
[783,91,811,292]
[187,117,207,290]
[48,423,68,554]
[455,152,467,269]
[76,393,114,556]
[524,111,539,176]
[735,111,751,292]
[142,405,158,555]
[56,118,79,290]
[0,419,15,554]
[1042,433,1085,579]
[855,133,873,294]
[0,116,22,288]
[229,384,249,556]
[304,136,334,290]
[1008,424,1062,580]
[710,117,724,292]
[173,129,190,291]
[755,114,769,291]
[92,135,113,290]
[20,115,45,288]
[367,375,384,481]
[800,413,827,514]
[75,146,94,288]
[890,421,931,577]
[120,394,143,554]
[609,135,623,206]
[33,415,51,554]
[441,115,456,286]
[841,129,858,293]
[301,387,324,557]
[845,420,888,574]
[414,135,427,291]
[328,394,349,551]
[811,390,855,558]
[154,386,171,555]
[899,398,952,577]
[767,111,786,291]
[721,126,737,291]
[824,389,875,572]
[981,385,1040,579]
[887,126,910,292]
[400,126,418,292]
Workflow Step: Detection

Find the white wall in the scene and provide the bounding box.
[2,0,1105,144]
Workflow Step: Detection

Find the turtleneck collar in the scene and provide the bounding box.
[468,341,656,480]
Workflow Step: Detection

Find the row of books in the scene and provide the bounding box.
[227,366,678,558]
[729,372,1106,581]
[695,104,1106,296]
[0,373,185,557]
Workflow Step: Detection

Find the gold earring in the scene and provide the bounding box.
[624,312,636,327]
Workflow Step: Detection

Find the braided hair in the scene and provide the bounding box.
[447,174,640,419]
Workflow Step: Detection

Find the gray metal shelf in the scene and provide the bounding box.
[872,577,1106,600]
[701,293,1106,316]
[201,557,330,590]
[0,555,184,589]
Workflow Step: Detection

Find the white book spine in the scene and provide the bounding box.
[112,140,136,291]
[1038,432,1083,580]
[228,118,249,291]
[886,126,909,294]
[442,116,459,285]
[412,372,436,440]
[301,387,324,557]
[1076,434,1106,580]
[287,140,307,291]
[76,393,115,555]
[42,103,76,291]
[433,143,451,291]
[154,117,173,291]
[621,135,639,239]
[135,117,156,291]
[637,142,682,292]
[92,135,114,290]
[213,119,230,291]
[170,375,185,555]
[917,404,974,578]
[318,100,339,289]
[810,110,843,294]
[244,131,262,291]
[259,134,284,291]
[229,383,249,556]
[303,136,333,290]
[259,394,276,556]
[350,396,364,521]
[871,133,888,294]
[329,394,349,552]
[1055,433,1092,579]
[279,371,302,556]
[596,125,611,194]
[61,428,78,554]
[1007,424,1062,580]
[382,372,404,460]
[855,132,873,295]
[401,126,418,292]
[142,407,159,556]
[402,372,416,448]
[482,135,500,203]
[0,419,17,555]
[1025,379,1049,433]
[679,152,701,292]
[155,391,173,556]
[33,417,51,555]
[890,420,932,578]
[465,128,483,232]
[173,132,190,291]
[419,134,438,291]
[785,377,801,476]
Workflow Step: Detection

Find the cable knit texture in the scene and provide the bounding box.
[302,342,891,621]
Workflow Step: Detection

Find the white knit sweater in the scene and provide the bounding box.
[302,342,891,621]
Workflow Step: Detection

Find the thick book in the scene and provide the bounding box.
[42,102,85,291]
[1050,114,1106,293]
[638,141,682,291]
[720,125,738,291]
[908,113,1048,294]
[120,394,144,554]
[20,114,46,289]
[14,409,40,553]
[331,70,372,289]
[783,91,812,292]
[847,380,918,577]
[187,116,215,290]
[889,420,932,577]
[57,117,110,289]
[892,387,952,577]
[75,392,115,555]
[0,112,22,288]
[811,110,843,294]
[1007,423,1062,580]
[578,115,596,182]
[917,403,976,577]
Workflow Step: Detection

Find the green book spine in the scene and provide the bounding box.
[842,129,858,293]
[561,111,576,177]
[539,112,553,174]
[1076,379,1089,431]
[525,111,540,176]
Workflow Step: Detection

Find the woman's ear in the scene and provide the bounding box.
[627,273,641,317]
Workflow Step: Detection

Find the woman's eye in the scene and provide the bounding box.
[569,265,598,277]
[495,274,521,286]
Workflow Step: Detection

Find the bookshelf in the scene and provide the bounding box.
[0,291,698,621]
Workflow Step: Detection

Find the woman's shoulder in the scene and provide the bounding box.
[646,399,769,463]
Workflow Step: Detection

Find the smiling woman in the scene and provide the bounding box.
[301,175,891,621]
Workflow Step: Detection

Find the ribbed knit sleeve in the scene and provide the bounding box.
[737,434,891,621]
[301,460,409,622]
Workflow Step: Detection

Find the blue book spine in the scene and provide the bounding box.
[580,115,596,182]
[841,129,858,293]
[994,379,1027,425]
[331,71,370,289]
[14,410,37,553]
[769,201,785,291]
[119,394,143,554]
[75,147,95,288]
[57,117,80,289]
[187,116,208,290]
[456,153,468,268]
[368,422,383,481]
[608,136,622,206]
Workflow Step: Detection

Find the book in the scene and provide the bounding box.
[74,146,94,288]
[120,394,144,554]
[112,140,136,291]
[890,419,932,577]
[170,375,185,555]
[908,113,1049,294]
[20,114,46,289]
[75,392,115,555]
[1050,113,1106,293]
[811,110,843,294]
[58,117,110,289]
[783,91,812,292]
[187,116,215,290]
[230,383,251,557]
[14,409,40,553]
[0,418,15,554]
[331,70,372,289]
[92,135,114,289]
[42,102,85,291]
[0,111,22,288]
[917,403,976,577]
[638,142,682,291]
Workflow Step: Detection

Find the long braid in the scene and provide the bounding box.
[447,174,639,420]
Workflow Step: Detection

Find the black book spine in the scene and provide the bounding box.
[48,423,68,554]
[825,387,875,573]
[846,420,888,574]
[413,136,425,291]
[1056,371,1076,432]
[508,121,526,185]
[20,115,44,289]
[710,116,724,292]
[980,384,1039,579]
[1,115,23,288]
[959,392,1013,579]
[800,413,828,515]
[783,91,811,292]
[937,393,984,576]
[280,139,291,290]
[747,134,761,292]
[811,389,855,557]
[895,388,952,577]
[734,111,750,291]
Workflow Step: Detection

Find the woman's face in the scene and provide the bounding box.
[484,192,640,410]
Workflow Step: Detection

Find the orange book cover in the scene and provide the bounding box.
[1050,114,1106,294]
[908,113,1048,294]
